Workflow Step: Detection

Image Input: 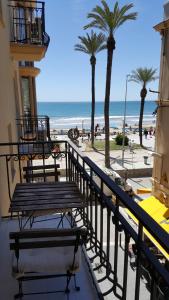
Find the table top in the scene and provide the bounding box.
[9,181,86,213]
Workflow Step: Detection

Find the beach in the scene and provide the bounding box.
[38,100,157,131]
[39,100,156,182]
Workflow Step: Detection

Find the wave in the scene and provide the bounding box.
[49,114,156,129]
[50,114,154,121]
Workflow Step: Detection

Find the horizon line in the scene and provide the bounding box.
[37,99,155,103]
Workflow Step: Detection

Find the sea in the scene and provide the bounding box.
[37,101,157,130]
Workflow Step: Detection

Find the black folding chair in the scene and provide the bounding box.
[10,227,87,299]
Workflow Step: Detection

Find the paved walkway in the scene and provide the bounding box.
[54,133,155,196]
[77,132,155,171]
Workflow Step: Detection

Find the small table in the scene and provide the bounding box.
[9,181,86,229]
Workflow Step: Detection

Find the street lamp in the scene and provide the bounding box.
[122,74,131,167]
[82,120,84,131]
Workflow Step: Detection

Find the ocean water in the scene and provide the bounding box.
[37,101,157,130]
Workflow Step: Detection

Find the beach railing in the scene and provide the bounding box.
[0,140,168,299]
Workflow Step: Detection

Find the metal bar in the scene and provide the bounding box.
[6,156,11,201]
[135,222,143,300]
[94,191,98,253]
[150,276,157,300]
[65,142,68,181]
[100,180,103,264]
[122,233,130,300]
[106,207,111,277]
[113,198,119,293]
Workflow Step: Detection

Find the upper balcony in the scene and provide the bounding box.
[9,0,50,61]
[16,114,51,142]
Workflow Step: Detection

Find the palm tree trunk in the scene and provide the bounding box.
[104,35,115,168]
[90,55,96,147]
[139,86,147,147]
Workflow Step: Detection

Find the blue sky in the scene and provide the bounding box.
[36,0,164,102]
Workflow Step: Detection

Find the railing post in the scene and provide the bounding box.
[65,142,68,181]
[46,116,50,140]
[106,207,111,277]
[122,232,130,300]
[113,197,119,293]
[42,1,45,44]
[134,222,143,300]
[99,180,104,264]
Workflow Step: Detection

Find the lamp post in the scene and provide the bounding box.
[122,74,130,167]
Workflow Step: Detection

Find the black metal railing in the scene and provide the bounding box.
[0,140,168,299]
[16,115,50,142]
[9,1,50,46]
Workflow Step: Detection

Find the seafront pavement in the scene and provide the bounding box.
[53,132,155,195]
[81,133,155,196]
[82,133,155,171]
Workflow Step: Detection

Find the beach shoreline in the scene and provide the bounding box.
[50,121,156,137]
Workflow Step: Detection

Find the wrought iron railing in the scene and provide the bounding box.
[9,1,50,46]
[16,115,50,142]
[0,140,168,299]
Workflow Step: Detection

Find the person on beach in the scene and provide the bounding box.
[149,127,152,136]
[144,128,148,139]
[95,123,99,132]
[88,132,90,141]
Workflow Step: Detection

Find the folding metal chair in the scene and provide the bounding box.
[10,227,87,299]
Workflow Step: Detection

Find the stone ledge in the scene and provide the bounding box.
[117,168,152,178]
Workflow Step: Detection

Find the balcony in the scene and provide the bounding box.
[9,1,50,61]
[16,115,51,142]
[0,140,168,299]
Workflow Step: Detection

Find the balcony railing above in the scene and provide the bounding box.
[16,115,50,142]
[9,1,50,61]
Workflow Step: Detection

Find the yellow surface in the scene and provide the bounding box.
[126,196,169,260]
[136,188,152,194]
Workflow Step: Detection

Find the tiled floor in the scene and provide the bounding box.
[0,212,159,300]
[0,216,99,300]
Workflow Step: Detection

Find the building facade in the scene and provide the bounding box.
[0,0,49,216]
[153,1,169,207]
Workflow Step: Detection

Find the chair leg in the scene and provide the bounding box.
[74,274,80,291]
[30,216,34,228]
[14,280,23,299]
[65,271,72,294]
[57,214,64,228]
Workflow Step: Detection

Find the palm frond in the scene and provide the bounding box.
[74,31,106,56]
[74,44,89,54]
[84,1,137,36]
[101,0,111,15]
[84,13,108,32]
[130,67,158,86]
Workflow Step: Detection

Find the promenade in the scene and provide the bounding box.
[53,131,155,196]
[82,133,155,196]
[82,132,155,170]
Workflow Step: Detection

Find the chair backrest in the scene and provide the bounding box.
[23,164,60,182]
[10,227,87,248]
[10,228,87,274]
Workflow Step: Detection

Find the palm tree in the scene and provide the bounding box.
[130,68,158,147]
[75,31,106,147]
[84,1,137,168]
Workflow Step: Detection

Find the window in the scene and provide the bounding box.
[0,0,4,28]
[21,77,31,114]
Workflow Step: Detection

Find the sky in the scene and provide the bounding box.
[36,0,165,102]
